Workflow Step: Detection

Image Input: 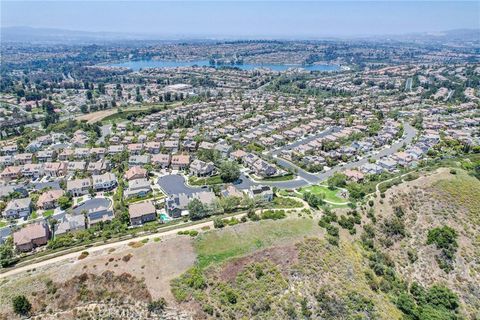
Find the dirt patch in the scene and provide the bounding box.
[76,109,117,123]
[0,236,196,319]
[217,245,298,282]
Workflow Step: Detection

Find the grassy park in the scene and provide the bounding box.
[298,185,349,204]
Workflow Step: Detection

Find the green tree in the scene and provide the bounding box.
[12,295,31,316]
[188,198,209,220]
[58,196,72,210]
[327,173,347,190]
[219,161,240,183]
[0,242,15,267]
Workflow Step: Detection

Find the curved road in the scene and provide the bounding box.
[269,122,416,187]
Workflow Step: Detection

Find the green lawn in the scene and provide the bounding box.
[0,221,7,228]
[188,175,223,186]
[194,219,316,269]
[43,210,54,218]
[29,211,38,220]
[298,185,348,204]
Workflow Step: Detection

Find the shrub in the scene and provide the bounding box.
[213,218,225,229]
[381,217,406,239]
[12,295,31,316]
[147,298,167,313]
[78,251,89,260]
[260,210,286,220]
[427,226,458,272]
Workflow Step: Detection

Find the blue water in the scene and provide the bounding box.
[109,59,340,72]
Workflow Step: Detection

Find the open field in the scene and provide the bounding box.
[194,218,317,268]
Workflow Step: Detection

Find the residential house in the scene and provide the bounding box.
[221,185,245,198]
[124,166,147,181]
[190,159,215,177]
[0,166,23,181]
[21,164,44,179]
[145,142,161,154]
[85,204,114,228]
[36,150,56,162]
[229,149,247,162]
[37,189,64,210]
[252,159,277,177]
[165,193,190,218]
[67,161,86,173]
[58,149,74,161]
[127,143,144,155]
[87,160,110,175]
[14,153,33,165]
[13,222,50,252]
[124,178,151,199]
[74,148,90,160]
[3,198,32,219]
[108,145,124,155]
[171,154,190,170]
[92,173,117,191]
[55,214,86,236]
[43,162,67,177]
[90,147,106,160]
[151,154,171,169]
[128,155,150,167]
[129,201,157,225]
[378,159,397,171]
[247,185,274,202]
[67,178,92,197]
[0,155,14,168]
[164,140,179,153]
[343,169,365,182]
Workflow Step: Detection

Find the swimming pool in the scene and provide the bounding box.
[160,213,172,222]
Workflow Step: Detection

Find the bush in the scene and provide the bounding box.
[427,226,458,272]
[260,210,286,220]
[213,218,225,228]
[148,298,167,313]
[427,226,457,250]
[381,217,406,239]
[78,251,89,260]
[12,295,31,316]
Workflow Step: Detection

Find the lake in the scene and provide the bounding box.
[109,59,340,72]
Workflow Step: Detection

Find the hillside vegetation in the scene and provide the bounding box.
[171,168,480,319]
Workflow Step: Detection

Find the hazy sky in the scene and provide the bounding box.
[1,1,479,38]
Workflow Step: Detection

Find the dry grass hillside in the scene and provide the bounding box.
[373,168,480,319]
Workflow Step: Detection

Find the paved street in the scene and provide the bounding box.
[157,174,203,196]
[156,123,416,194]
[270,122,417,187]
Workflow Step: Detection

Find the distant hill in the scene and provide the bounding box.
[1,26,479,44]
[0,26,154,44]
